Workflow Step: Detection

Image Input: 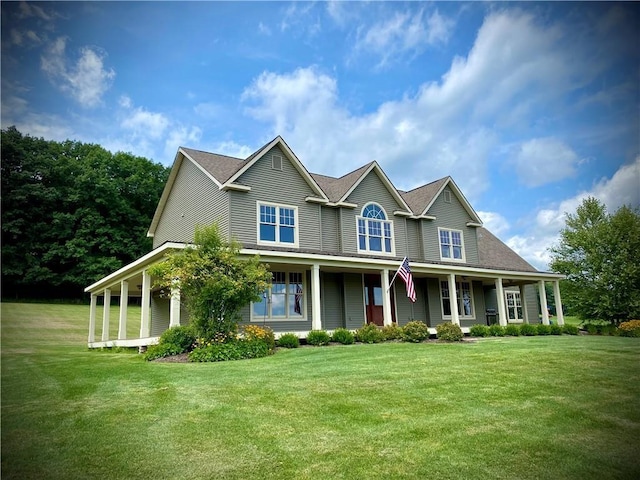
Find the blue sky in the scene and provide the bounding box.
[2,1,639,271]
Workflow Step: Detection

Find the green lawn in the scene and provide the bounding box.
[2,303,640,479]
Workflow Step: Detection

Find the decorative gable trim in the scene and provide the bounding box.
[338,162,412,215]
[223,136,329,202]
[421,177,482,224]
[222,184,251,192]
[305,196,329,204]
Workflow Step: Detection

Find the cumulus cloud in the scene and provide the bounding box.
[41,37,115,108]
[122,107,170,140]
[477,211,510,237]
[513,137,580,187]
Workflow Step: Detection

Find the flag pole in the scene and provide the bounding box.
[387,256,407,291]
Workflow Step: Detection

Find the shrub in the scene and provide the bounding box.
[537,324,551,336]
[599,324,619,336]
[144,343,181,361]
[306,330,331,346]
[562,324,579,335]
[381,323,404,340]
[241,324,275,351]
[504,324,520,336]
[436,322,463,342]
[619,320,640,338]
[403,321,431,342]
[355,323,385,344]
[549,324,563,335]
[332,328,355,345]
[586,324,598,335]
[277,333,300,348]
[158,325,196,352]
[469,324,489,337]
[519,323,538,336]
[488,324,505,337]
[188,339,270,362]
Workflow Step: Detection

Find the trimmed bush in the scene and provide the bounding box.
[144,343,182,361]
[188,339,270,362]
[332,328,355,345]
[403,321,431,343]
[549,324,563,335]
[488,324,505,337]
[469,324,489,337]
[381,323,404,340]
[277,333,300,348]
[306,330,331,346]
[599,324,619,336]
[519,323,538,336]
[619,320,640,338]
[504,324,520,336]
[436,322,463,342]
[537,324,551,335]
[355,323,385,344]
[562,324,579,335]
[586,324,598,335]
[158,325,196,352]
[242,324,275,351]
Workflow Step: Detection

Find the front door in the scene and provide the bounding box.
[364,275,395,326]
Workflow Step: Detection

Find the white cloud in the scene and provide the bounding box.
[122,108,169,139]
[477,211,510,237]
[164,126,202,159]
[41,37,115,108]
[513,137,580,187]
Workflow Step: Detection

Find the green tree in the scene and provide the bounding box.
[148,224,271,341]
[549,197,640,324]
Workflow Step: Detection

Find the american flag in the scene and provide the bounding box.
[397,257,416,302]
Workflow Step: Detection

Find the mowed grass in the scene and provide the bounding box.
[2,303,640,479]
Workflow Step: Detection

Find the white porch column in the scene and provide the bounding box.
[448,274,460,326]
[553,280,564,326]
[140,270,151,338]
[88,293,97,343]
[381,269,393,326]
[118,280,129,340]
[169,287,181,328]
[101,288,111,341]
[311,264,322,330]
[519,284,530,324]
[495,278,507,326]
[539,280,550,325]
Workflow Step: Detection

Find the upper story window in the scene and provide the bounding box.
[357,203,394,255]
[257,202,298,247]
[439,227,465,262]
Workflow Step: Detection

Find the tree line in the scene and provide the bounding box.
[1,126,170,300]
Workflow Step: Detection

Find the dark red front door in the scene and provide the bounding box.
[365,275,384,326]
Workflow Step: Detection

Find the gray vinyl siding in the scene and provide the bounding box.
[321,206,340,253]
[151,295,168,337]
[406,219,423,261]
[344,273,365,329]
[394,278,428,327]
[524,284,540,323]
[322,272,345,329]
[422,188,479,264]
[229,146,321,249]
[343,172,407,256]
[153,158,229,248]
[460,282,486,328]
[426,278,442,327]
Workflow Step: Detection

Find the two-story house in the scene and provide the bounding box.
[85,136,564,348]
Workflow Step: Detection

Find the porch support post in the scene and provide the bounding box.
[553,280,564,326]
[381,269,393,326]
[539,280,550,325]
[311,264,322,330]
[101,288,111,341]
[495,278,507,326]
[519,284,530,324]
[169,287,181,328]
[88,293,97,343]
[118,280,128,340]
[140,270,151,338]
[448,273,460,326]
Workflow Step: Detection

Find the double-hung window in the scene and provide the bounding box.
[357,203,394,254]
[438,228,464,261]
[258,202,298,247]
[505,291,523,322]
[440,280,475,318]
[252,271,305,320]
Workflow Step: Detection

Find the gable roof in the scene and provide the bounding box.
[180,147,245,184]
[477,227,537,272]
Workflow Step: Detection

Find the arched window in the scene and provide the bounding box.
[357,203,393,254]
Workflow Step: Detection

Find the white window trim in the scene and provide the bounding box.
[505,291,524,323]
[256,201,299,248]
[439,280,476,320]
[250,270,307,322]
[356,203,396,256]
[272,154,283,171]
[443,190,452,203]
[438,227,466,262]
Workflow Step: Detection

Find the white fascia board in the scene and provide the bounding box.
[181,149,223,188]
[239,248,565,281]
[409,215,437,220]
[421,177,482,224]
[393,210,413,217]
[305,196,329,204]
[326,201,358,208]
[466,222,483,227]
[222,184,251,192]
[147,151,185,237]
[84,242,188,293]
